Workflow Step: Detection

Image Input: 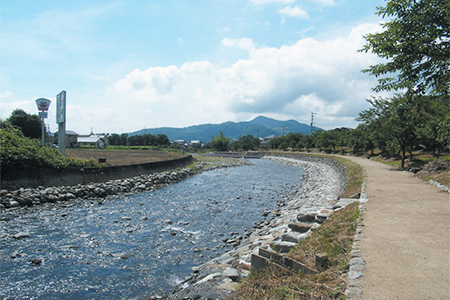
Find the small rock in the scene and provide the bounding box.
[222,268,240,281]
[182,293,201,300]
[348,271,363,280]
[9,200,20,208]
[13,232,31,239]
[217,281,239,292]
[271,241,297,253]
[60,245,79,249]
[112,252,127,259]
[30,258,42,265]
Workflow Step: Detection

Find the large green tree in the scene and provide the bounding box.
[6,109,42,139]
[358,94,423,168]
[360,0,450,96]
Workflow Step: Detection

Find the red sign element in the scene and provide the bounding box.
[35,98,51,111]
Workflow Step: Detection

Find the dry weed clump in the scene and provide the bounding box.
[232,203,359,300]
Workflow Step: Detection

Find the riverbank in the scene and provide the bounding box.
[0,157,303,299]
[165,155,357,300]
[0,157,250,210]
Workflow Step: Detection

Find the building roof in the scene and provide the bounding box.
[66,130,79,136]
[78,136,104,143]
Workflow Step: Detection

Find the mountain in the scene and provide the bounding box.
[128,116,319,142]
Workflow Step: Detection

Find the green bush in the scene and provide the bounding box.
[1,126,97,176]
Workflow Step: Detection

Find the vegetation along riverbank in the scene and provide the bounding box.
[166,154,364,300]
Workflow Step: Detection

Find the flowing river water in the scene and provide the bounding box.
[1,159,304,299]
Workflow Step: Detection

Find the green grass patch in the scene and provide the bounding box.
[332,157,364,198]
[189,156,245,170]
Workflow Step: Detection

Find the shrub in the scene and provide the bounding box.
[1,126,97,176]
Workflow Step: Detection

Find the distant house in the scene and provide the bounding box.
[54,130,79,148]
[77,135,106,149]
[190,140,203,148]
[172,140,186,146]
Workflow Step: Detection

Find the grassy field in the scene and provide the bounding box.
[66,148,183,166]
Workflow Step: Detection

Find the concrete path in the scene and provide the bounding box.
[343,157,449,299]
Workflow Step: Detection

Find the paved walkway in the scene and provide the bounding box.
[343,157,449,299]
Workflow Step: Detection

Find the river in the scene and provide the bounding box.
[0,158,304,299]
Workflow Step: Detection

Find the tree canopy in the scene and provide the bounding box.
[210,131,230,151]
[360,0,450,96]
[5,109,43,139]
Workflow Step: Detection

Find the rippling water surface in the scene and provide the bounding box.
[0,159,303,299]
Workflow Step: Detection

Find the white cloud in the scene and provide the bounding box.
[280,6,309,19]
[312,0,337,6]
[222,38,256,51]
[250,0,296,4]
[101,22,384,131]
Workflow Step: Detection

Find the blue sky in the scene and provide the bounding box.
[1,0,389,134]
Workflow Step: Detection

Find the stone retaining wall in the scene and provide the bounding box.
[265,153,348,199]
[1,155,194,190]
[204,152,348,198]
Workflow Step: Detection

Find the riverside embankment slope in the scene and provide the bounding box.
[168,154,352,300]
[343,156,450,300]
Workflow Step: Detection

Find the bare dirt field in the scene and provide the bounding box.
[66,149,183,166]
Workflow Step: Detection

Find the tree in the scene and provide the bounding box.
[155,134,170,146]
[108,134,121,146]
[210,131,229,151]
[416,96,450,157]
[6,109,42,139]
[237,135,260,151]
[360,0,450,96]
[358,94,420,168]
[120,133,128,146]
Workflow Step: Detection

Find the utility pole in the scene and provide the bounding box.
[310,112,317,135]
[282,126,286,136]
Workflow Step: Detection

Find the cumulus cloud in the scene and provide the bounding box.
[104,23,383,131]
[280,6,309,19]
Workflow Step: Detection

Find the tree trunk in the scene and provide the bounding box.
[401,147,406,169]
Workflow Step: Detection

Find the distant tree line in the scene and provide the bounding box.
[209,0,450,170]
[107,133,170,147]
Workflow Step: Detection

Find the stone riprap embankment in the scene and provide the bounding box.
[166,155,355,300]
[0,160,250,210]
[0,168,196,209]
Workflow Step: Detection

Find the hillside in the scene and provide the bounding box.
[128,116,318,142]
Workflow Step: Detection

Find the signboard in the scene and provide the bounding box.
[56,91,66,124]
[35,98,51,111]
[39,111,48,118]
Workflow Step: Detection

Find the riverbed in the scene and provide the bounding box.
[1,158,304,299]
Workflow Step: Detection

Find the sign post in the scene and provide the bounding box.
[35,98,51,146]
[56,91,66,156]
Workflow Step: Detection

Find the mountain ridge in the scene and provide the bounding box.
[128,115,318,142]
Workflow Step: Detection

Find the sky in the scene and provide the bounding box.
[0,0,391,135]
